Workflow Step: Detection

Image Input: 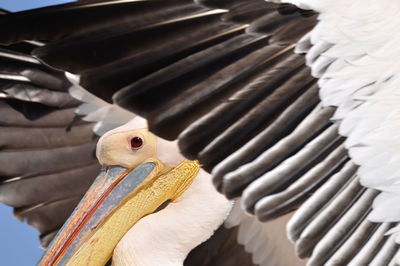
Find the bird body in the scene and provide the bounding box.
[113,169,231,266]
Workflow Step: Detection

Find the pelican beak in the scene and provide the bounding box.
[38,159,200,266]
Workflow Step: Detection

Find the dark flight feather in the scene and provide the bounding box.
[0,44,100,247]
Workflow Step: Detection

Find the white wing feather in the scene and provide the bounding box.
[263,0,400,261]
[66,72,135,136]
[225,200,306,266]
[268,0,400,254]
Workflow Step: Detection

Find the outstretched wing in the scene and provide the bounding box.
[0,5,255,265]
[2,0,400,265]
[0,41,135,247]
[0,43,100,247]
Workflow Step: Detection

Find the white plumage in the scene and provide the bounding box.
[67,72,135,136]
[113,169,232,266]
[226,200,304,266]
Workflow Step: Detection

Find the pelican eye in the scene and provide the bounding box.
[130,136,143,149]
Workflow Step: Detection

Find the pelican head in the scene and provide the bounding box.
[38,117,202,265]
[97,127,157,168]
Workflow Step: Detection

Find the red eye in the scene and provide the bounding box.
[131,137,143,149]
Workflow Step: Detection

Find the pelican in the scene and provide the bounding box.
[37,116,232,265]
[35,115,304,265]
[1,0,400,265]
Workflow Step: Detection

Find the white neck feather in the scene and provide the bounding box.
[112,169,232,266]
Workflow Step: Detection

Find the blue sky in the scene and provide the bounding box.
[0,0,75,12]
[0,1,76,265]
[0,203,43,265]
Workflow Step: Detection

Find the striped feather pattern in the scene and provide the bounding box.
[0,44,100,247]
